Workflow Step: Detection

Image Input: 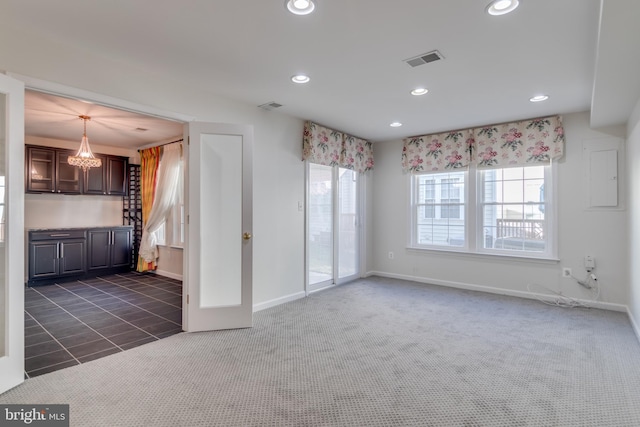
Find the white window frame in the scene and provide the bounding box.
[153,221,167,246]
[409,163,557,260]
[410,170,469,252]
[153,202,184,248]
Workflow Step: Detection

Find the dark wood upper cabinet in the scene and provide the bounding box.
[26,146,55,193]
[26,145,128,196]
[26,146,82,194]
[55,149,82,194]
[83,154,107,195]
[106,156,127,196]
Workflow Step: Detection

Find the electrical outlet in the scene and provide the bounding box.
[562,268,572,278]
[584,255,595,271]
[388,251,394,260]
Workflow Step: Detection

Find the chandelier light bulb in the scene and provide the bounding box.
[68,115,102,171]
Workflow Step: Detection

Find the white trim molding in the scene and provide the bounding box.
[152,270,183,281]
[7,72,195,123]
[627,307,640,342]
[366,270,628,313]
[253,291,306,312]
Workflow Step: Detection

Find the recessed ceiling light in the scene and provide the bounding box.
[486,0,519,16]
[285,0,315,15]
[390,122,403,127]
[411,88,429,96]
[529,95,549,102]
[291,74,310,84]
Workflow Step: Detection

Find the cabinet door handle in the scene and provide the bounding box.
[60,242,64,258]
[50,233,71,237]
[56,242,60,259]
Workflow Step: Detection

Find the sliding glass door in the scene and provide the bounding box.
[338,168,358,279]
[307,163,360,291]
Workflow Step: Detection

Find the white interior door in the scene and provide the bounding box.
[183,122,253,332]
[0,74,25,394]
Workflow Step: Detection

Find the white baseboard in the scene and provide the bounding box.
[253,291,306,312]
[366,270,628,313]
[628,307,640,342]
[152,270,183,281]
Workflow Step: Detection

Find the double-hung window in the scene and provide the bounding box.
[407,115,563,259]
[411,164,555,258]
[479,166,548,253]
[414,171,466,247]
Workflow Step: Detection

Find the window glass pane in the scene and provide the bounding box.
[431,223,453,246]
[524,179,544,203]
[480,166,547,254]
[308,164,333,285]
[503,181,523,203]
[448,226,465,246]
[417,217,434,245]
[413,171,465,248]
[503,167,523,180]
[338,168,358,279]
[524,166,544,179]
[154,222,166,246]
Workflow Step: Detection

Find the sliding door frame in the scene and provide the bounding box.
[305,162,362,294]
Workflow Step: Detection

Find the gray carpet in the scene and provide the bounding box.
[2,276,640,426]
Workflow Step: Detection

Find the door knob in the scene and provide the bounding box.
[243,232,252,240]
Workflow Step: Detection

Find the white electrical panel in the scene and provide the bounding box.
[589,149,618,207]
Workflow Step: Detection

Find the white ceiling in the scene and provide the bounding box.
[25,90,184,148]
[5,0,640,146]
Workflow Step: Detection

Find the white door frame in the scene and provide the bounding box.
[305,162,363,294]
[0,73,25,394]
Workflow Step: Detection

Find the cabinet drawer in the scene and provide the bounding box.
[30,230,86,240]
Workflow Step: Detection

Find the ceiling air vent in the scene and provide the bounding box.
[404,50,444,68]
[258,102,283,111]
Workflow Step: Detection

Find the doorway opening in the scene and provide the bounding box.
[24,89,186,376]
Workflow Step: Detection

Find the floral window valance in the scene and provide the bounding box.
[401,129,474,173]
[401,115,565,172]
[303,121,374,173]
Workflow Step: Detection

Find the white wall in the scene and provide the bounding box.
[627,98,640,333]
[1,30,306,307]
[370,112,629,308]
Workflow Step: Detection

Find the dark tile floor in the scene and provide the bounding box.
[24,272,182,378]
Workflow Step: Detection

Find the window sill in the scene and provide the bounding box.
[156,244,183,250]
[406,246,559,264]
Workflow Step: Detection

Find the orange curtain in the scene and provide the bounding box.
[136,146,162,272]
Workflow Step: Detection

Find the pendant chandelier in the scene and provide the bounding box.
[68,115,102,171]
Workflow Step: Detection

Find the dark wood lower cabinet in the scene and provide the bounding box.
[28,226,133,286]
[87,227,132,271]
